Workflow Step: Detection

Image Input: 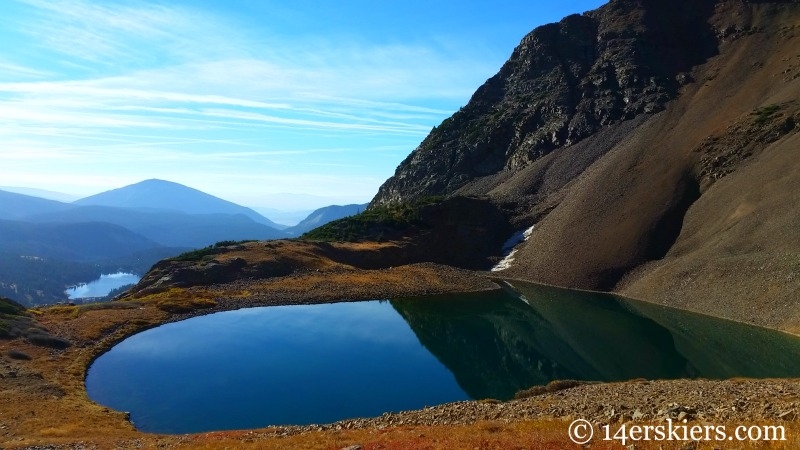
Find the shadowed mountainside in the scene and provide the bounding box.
[24,205,287,249]
[0,219,161,262]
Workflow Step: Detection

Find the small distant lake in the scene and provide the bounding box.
[66,272,140,299]
[86,280,800,434]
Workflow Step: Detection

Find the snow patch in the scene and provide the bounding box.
[491,249,518,272]
[491,225,535,272]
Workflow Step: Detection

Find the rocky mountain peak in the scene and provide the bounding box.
[372,0,719,205]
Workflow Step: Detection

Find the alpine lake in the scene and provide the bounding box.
[66,272,141,300]
[86,280,800,434]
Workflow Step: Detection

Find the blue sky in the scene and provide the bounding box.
[0,0,606,210]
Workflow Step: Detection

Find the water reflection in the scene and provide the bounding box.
[391,280,800,400]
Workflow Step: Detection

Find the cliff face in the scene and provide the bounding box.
[373,0,718,205]
[372,0,800,331]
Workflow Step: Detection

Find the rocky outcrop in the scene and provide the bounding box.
[373,0,718,205]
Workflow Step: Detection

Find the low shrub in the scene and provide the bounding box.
[0,298,72,349]
[26,330,71,349]
[0,315,37,339]
[0,297,26,316]
[753,104,782,125]
[169,245,219,262]
[213,240,255,248]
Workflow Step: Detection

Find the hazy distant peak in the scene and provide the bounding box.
[286,203,368,235]
[73,179,284,229]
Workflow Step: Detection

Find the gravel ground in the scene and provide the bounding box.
[16,379,800,449]
[246,378,800,437]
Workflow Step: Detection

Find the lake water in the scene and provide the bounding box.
[66,272,140,299]
[86,280,800,434]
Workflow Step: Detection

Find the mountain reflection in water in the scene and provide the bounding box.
[391,280,800,400]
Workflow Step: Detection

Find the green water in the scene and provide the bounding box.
[395,280,800,400]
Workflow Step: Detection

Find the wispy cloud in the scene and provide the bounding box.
[1,0,501,203]
[14,0,246,67]
[0,59,52,80]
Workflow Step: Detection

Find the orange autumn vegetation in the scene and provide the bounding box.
[117,420,800,450]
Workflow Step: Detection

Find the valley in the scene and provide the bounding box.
[0,181,363,306]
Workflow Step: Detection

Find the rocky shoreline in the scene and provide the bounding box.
[249,378,800,437]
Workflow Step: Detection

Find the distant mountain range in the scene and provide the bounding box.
[0,190,73,220]
[1,181,290,248]
[0,180,368,305]
[0,186,80,203]
[285,204,367,235]
[27,204,288,248]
